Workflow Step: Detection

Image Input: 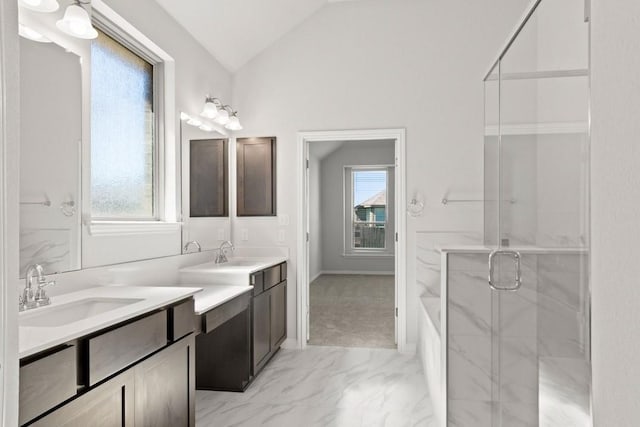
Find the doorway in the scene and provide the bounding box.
[296,129,407,352]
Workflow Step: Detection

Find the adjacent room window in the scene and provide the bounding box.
[348,168,388,250]
[90,28,156,220]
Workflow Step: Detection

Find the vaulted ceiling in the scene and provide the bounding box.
[154,0,373,72]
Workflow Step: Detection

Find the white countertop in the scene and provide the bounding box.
[19,285,201,359]
[180,284,253,315]
[179,256,288,286]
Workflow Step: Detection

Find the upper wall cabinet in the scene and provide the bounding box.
[190,139,228,217]
[236,137,277,217]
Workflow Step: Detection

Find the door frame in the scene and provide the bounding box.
[296,128,407,352]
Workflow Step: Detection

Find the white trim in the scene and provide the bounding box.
[297,128,407,352]
[341,253,394,258]
[400,342,416,355]
[318,270,395,276]
[0,0,20,423]
[280,338,298,350]
[88,221,181,237]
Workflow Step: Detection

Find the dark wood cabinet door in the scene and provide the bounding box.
[252,291,271,372]
[32,370,135,427]
[134,335,195,427]
[190,139,228,217]
[270,281,287,349]
[236,137,276,216]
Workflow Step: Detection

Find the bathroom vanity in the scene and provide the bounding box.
[18,287,200,427]
[181,258,288,391]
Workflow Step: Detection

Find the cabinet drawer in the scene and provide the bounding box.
[89,311,167,386]
[203,292,251,334]
[250,271,264,294]
[20,345,77,425]
[170,298,195,341]
[263,264,281,291]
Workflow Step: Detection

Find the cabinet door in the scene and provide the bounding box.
[134,335,195,427]
[31,370,134,427]
[270,281,287,349]
[253,291,271,372]
[236,137,276,216]
[189,139,228,217]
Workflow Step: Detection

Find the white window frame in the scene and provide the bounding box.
[343,165,394,256]
[86,1,177,235]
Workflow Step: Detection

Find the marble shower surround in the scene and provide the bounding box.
[308,274,395,349]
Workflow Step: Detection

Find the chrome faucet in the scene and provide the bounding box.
[215,241,234,264]
[184,240,202,253]
[20,264,55,311]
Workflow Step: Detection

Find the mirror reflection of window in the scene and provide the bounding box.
[90,29,156,220]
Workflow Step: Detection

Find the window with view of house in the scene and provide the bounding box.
[345,168,391,252]
[90,28,156,220]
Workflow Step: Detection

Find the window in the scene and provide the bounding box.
[346,167,391,252]
[90,28,156,220]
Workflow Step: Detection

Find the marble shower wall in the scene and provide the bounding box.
[445,250,589,426]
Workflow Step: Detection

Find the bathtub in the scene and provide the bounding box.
[418,296,444,425]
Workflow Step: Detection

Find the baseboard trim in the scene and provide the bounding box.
[318,270,395,276]
[310,271,323,283]
[281,338,299,350]
[400,342,417,355]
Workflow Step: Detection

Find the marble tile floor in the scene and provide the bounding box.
[308,274,396,349]
[196,346,435,427]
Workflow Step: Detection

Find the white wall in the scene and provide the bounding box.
[308,153,322,281]
[230,0,530,345]
[590,0,640,423]
[320,140,394,273]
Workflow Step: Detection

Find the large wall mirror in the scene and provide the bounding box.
[18,3,230,276]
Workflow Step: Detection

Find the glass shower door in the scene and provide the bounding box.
[485,0,591,425]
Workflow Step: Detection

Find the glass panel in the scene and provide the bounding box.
[352,169,387,249]
[484,61,500,246]
[91,29,155,219]
[491,0,591,426]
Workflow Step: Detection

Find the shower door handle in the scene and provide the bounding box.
[488,249,522,291]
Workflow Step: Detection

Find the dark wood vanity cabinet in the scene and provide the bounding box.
[252,262,287,375]
[21,298,196,427]
[236,137,276,216]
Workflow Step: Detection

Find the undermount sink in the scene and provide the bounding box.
[216,260,258,267]
[20,297,144,328]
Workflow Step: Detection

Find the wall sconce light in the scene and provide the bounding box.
[56,0,98,39]
[200,96,242,131]
[18,0,60,13]
[180,112,227,136]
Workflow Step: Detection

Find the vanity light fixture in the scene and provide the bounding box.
[180,112,228,136]
[19,23,52,43]
[56,0,98,40]
[18,0,60,13]
[200,96,242,130]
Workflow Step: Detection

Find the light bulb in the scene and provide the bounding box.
[214,109,230,125]
[19,0,59,13]
[56,4,98,39]
[200,100,218,119]
[225,115,242,131]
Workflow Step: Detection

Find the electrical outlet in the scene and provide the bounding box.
[278,214,289,226]
[217,228,225,240]
[278,229,285,242]
[241,229,249,241]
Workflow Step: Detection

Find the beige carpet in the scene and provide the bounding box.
[308,274,396,349]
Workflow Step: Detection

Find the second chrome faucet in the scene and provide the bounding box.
[215,241,235,264]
